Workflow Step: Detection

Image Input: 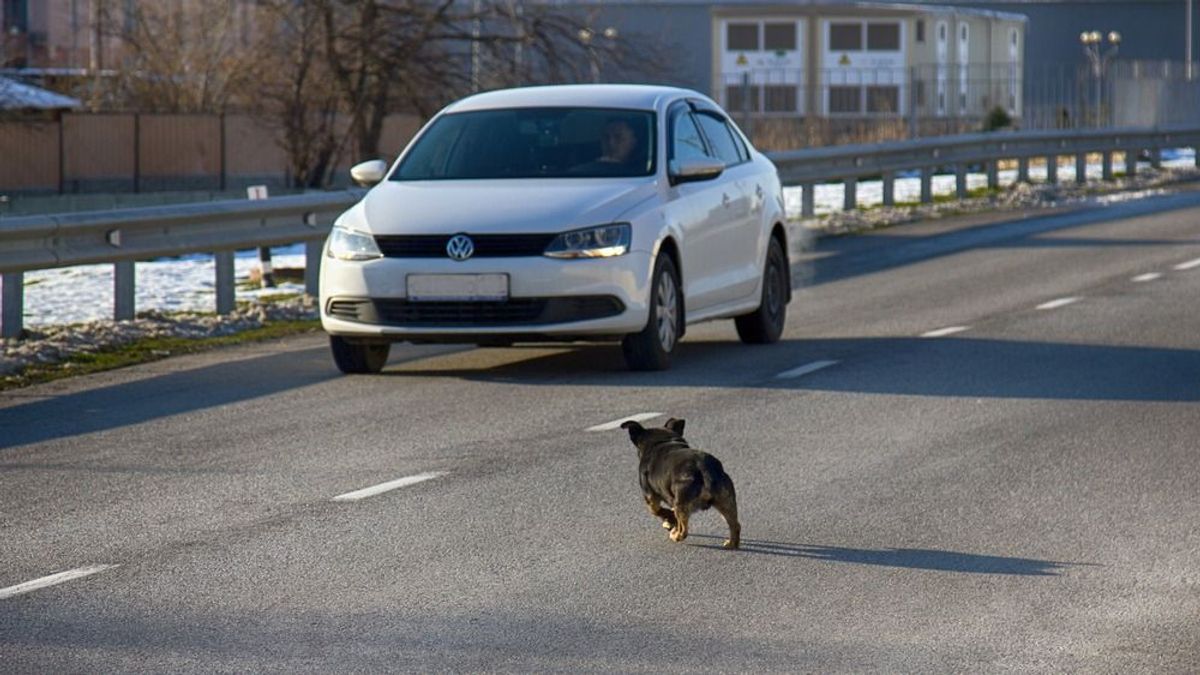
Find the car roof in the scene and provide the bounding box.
[444,84,704,114]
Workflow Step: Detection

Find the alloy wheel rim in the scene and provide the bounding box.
[656,271,678,351]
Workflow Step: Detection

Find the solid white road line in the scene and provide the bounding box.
[0,565,119,600]
[775,360,840,380]
[920,326,970,338]
[1132,272,1163,282]
[1036,297,1080,310]
[331,471,448,502]
[1173,257,1200,271]
[586,412,664,432]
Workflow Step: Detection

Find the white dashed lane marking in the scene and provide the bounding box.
[921,326,970,338]
[775,360,840,380]
[586,412,664,432]
[1132,273,1162,282]
[331,472,448,502]
[1036,297,1080,310]
[0,565,119,600]
[1173,257,1200,271]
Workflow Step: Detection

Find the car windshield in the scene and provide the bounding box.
[392,107,656,180]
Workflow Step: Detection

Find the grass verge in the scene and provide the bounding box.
[1,319,321,392]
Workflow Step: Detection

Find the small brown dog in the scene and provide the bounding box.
[621,418,740,549]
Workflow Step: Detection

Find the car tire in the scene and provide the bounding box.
[622,254,681,371]
[330,335,390,374]
[735,236,788,345]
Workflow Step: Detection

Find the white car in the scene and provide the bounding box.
[320,84,794,372]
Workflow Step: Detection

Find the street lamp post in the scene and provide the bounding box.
[578,26,618,84]
[1080,30,1120,127]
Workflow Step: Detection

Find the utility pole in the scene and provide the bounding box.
[1188,0,1195,80]
[88,0,105,108]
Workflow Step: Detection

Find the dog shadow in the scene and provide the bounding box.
[688,534,1094,576]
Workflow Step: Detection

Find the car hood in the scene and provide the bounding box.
[357,179,658,235]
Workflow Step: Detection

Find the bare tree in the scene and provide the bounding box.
[105,1,259,113]
[252,1,345,188]
[316,0,667,161]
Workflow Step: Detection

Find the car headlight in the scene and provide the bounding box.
[543,223,631,259]
[327,224,383,261]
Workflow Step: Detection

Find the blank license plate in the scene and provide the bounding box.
[407,274,509,302]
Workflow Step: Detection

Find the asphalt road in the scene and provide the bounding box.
[3,191,1200,672]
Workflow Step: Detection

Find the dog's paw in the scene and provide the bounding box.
[669,528,687,542]
[661,520,673,530]
[722,539,739,550]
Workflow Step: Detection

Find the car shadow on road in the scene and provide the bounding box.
[686,534,1094,576]
[383,335,1200,403]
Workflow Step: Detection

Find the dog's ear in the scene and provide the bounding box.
[665,418,685,436]
[620,420,646,443]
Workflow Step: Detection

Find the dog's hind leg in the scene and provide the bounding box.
[669,502,690,542]
[644,494,677,530]
[712,486,740,550]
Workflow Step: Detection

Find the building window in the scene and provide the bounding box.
[764,85,799,112]
[763,22,797,51]
[960,25,968,41]
[866,86,900,113]
[939,24,947,41]
[867,23,900,51]
[727,23,759,51]
[725,84,761,113]
[915,80,926,107]
[916,20,925,43]
[2,0,28,31]
[829,23,862,51]
[829,86,862,114]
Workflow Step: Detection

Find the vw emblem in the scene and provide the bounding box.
[446,234,474,261]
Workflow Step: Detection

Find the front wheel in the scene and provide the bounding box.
[735,237,788,344]
[622,255,682,371]
[330,335,390,374]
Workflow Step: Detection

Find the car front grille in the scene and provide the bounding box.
[373,234,558,258]
[325,296,624,327]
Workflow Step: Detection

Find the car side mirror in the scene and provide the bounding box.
[350,159,388,187]
[669,157,725,186]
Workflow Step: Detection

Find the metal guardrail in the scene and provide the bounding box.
[765,126,1200,214]
[2,126,1200,338]
[1,190,361,338]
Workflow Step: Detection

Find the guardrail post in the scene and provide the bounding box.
[1018,157,1030,183]
[305,240,322,297]
[801,183,815,217]
[215,251,236,315]
[882,172,895,207]
[1150,148,1162,169]
[1126,149,1138,177]
[843,177,857,211]
[986,161,999,191]
[114,261,135,321]
[920,169,933,203]
[1102,151,1114,181]
[1075,153,1088,185]
[1046,156,1058,184]
[1,272,23,339]
[955,165,968,199]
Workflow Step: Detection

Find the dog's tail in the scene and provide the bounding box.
[699,454,734,504]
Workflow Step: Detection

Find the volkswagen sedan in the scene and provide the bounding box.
[320,84,794,372]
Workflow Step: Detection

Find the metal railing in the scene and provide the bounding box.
[765,125,1200,214]
[2,126,1200,338]
[1,190,361,338]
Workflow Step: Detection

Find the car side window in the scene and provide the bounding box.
[670,110,710,164]
[694,112,745,167]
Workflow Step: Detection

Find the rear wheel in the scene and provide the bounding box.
[330,335,390,374]
[735,236,788,344]
[622,254,681,371]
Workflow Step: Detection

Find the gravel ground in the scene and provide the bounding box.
[2,164,1197,381]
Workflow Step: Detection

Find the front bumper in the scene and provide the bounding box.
[319,251,653,340]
